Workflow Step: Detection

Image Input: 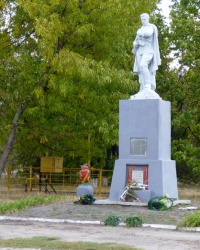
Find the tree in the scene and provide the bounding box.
[161,0,200,182]
[0,0,159,175]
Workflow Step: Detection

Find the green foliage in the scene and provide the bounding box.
[124,216,143,227]
[103,214,121,226]
[0,0,158,171]
[177,211,200,228]
[0,195,66,214]
[104,214,143,227]
[152,0,200,182]
[169,0,200,182]
[79,194,96,205]
[0,236,140,250]
[2,0,199,183]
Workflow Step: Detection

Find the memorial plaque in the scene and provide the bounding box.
[132,170,144,184]
[130,138,147,156]
[127,165,149,185]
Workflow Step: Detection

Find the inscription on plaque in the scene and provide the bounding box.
[130,138,147,156]
[132,170,144,184]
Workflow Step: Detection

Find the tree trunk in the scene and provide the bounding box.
[0,65,51,177]
[0,104,25,177]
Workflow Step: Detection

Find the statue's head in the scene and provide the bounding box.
[140,13,150,26]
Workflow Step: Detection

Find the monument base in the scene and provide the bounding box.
[118,188,152,203]
[76,184,94,197]
[134,190,152,203]
[109,159,178,202]
[109,99,178,203]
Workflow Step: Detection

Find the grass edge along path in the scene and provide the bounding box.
[177,211,200,228]
[0,195,68,214]
[1,194,200,229]
[0,236,141,250]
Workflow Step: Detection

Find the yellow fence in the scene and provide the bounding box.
[2,167,113,197]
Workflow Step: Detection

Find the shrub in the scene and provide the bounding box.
[79,194,95,205]
[103,214,121,226]
[124,216,143,227]
[177,211,200,228]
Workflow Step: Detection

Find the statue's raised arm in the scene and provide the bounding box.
[131,13,161,100]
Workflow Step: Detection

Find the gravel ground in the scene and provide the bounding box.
[6,199,200,225]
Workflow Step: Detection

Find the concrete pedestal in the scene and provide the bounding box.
[76,184,94,197]
[109,99,178,202]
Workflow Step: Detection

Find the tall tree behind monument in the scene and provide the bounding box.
[169,0,200,182]
[156,0,200,182]
[0,0,158,176]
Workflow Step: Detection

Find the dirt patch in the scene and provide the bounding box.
[6,199,200,225]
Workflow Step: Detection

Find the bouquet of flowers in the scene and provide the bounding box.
[120,180,148,202]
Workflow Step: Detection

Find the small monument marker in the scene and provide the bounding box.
[76,164,94,197]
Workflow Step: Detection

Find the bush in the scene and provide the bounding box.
[79,194,95,205]
[177,211,200,228]
[103,214,121,226]
[124,216,143,227]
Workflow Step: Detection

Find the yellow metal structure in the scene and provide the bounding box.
[4,166,112,197]
[40,157,63,173]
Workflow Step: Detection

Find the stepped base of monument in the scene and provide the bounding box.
[118,188,152,203]
[94,199,191,206]
[134,190,152,203]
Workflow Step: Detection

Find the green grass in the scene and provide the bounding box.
[0,195,68,214]
[0,236,142,250]
[177,211,200,228]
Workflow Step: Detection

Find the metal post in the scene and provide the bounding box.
[98,169,103,197]
[88,134,91,167]
[39,173,42,192]
[7,167,11,192]
[29,166,33,191]
[62,170,65,190]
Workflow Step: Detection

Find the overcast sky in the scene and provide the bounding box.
[158,0,173,18]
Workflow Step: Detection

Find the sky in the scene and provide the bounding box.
[158,1,180,68]
[158,0,173,18]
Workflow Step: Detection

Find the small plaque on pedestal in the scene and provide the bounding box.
[130,138,147,156]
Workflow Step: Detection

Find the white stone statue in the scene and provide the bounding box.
[131,13,161,99]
